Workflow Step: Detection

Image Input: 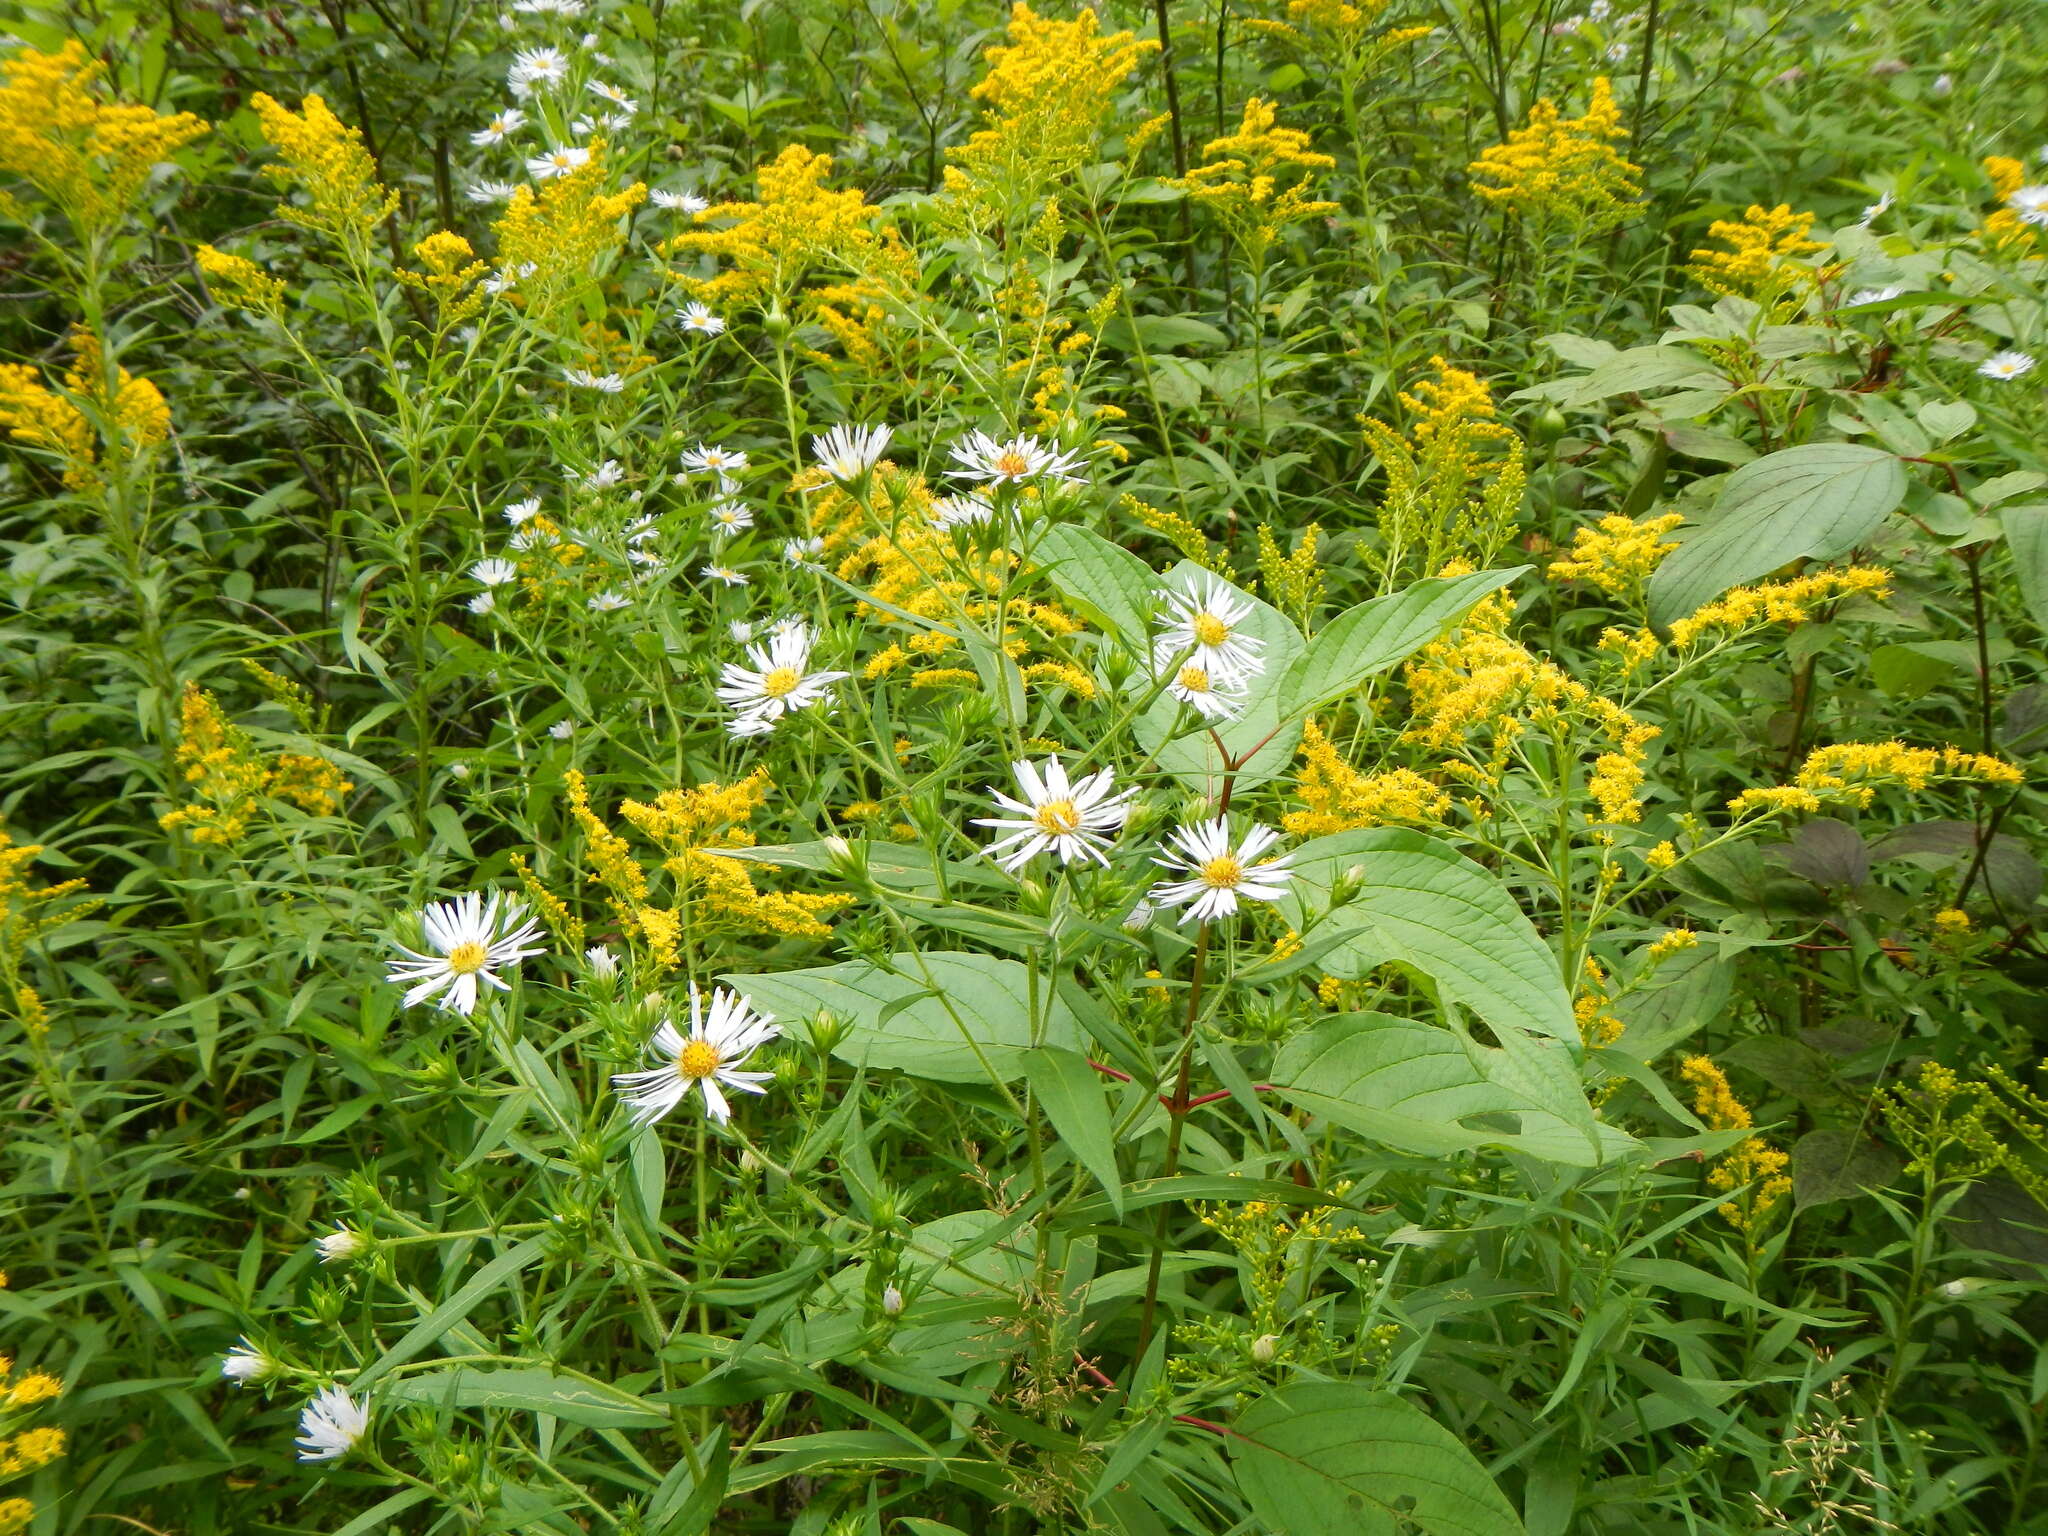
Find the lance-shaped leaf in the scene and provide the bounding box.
[1279,566,1529,719]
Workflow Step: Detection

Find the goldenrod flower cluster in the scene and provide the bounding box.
[1284,719,1449,835]
[1645,927,1698,963]
[1198,1193,1364,1338]
[807,467,1092,696]
[1668,567,1891,648]
[1796,741,2022,806]
[158,683,354,847]
[669,143,872,308]
[0,327,169,490]
[1680,1056,1790,1231]
[1245,0,1432,68]
[1687,203,1829,304]
[1574,956,1623,1047]
[250,92,397,247]
[0,42,207,237]
[1170,97,1338,259]
[195,244,287,316]
[1549,512,1684,605]
[495,148,647,302]
[1255,521,1324,625]
[988,249,1123,438]
[1977,156,2039,259]
[0,821,99,1037]
[944,4,1157,212]
[1468,77,1640,230]
[563,768,852,971]
[1123,494,1226,573]
[803,229,922,375]
[1883,1061,2048,1208]
[0,1341,67,1534]
[1361,358,1525,582]
[396,229,489,325]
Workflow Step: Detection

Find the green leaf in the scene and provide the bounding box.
[1791,1128,1903,1210]
[1556,345,1727,408]
[724,952,1083,1084]
[352,1237,549,1390]
[1101,314,1229,352]
[1648,443,1907,626]
[1279,567,1527,719]
[1281,829,1576,1045]
[1136,564,1303,792]
[1036,522,1160,647]
[383,1367,666,1428]
[2000,504,2048,635]
[1232,1383,1526,1536]
[1021,1047,1124,1215]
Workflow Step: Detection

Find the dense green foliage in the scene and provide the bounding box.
[3,1,2048,1532]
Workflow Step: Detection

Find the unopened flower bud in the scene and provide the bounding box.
[1251,1333,1279,1364]
[882,1284,904,1316]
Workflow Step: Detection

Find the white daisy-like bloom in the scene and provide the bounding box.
[1148,819,1293,925]
[509,46,568,89]
[586,79,637,112]
[465,180,521,204]
[1980,350,2037,380]
[2008,186,2048,227]
[1153,576,1265,683]
[612,985,780,1126]
[564,367,624,392]
[1845,285,1904,307]
[972,758,1135,873]
[1165,661,1248,721]
[504,496,542,525]
[316,1225,366,1263]
[580,459,625,491]
[947,430,1087,486]
[810,423,893,483]
[930,493,994,530]
[656,189,712,215]
[296,1385,369,1463]
[470,107,526,146]
[624,512,659,543]
[221,1338,277,1385]
[527,145,591,180]
[708,501,754,537]
[680,443,748,477]
[716,621,847,735]
[384,892,547,1015]
[508,522,557,552]
[728,619,758,643]
[549,719,577,740]
[471,557,518,587]
[585,944,618,980]
[1857,189,1894,225]
[467,591,497,617]
[782,536,824,565]
[588,589,631,612]
[677,301,725,335]
[569,115,596,138]
[1605,39,1629,62]
[594,110,633,134]
[702,564,750,587]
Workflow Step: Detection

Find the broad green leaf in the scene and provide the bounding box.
[353,1237,549,1390]
[1101,313,1229,351]
[384,1367,667,1428]
[723,952,1083,1084]
[1231,1383,1526,1536]
[2000,504,2048,635]
[1791,1128,1903,1210]
[1648,443,1906,625]
[1136,563,1304,792]
[1556,344,1726,408]
[1278,566,1527,719]
[1035,522,1159,647]
[1021,1047,1124,1214]
[1281,829,1576,1046]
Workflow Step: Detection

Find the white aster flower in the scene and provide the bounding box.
[1148,819,1293,925]
[624,511,660,543]
[588,589,631,612]
[595,110,633,133]
[1857,189,1894,225]
[470,107,526,146]
[579,459,625,491]
[316,1224,367,1263]
[2008,185,2048,227]
[946,429,1086,486]
[221,1338,277,1385]
[716,621,846,735]
[467,591,497,616]
[1980,350,2037,380]
[296,1385,369,1463]
[701,564,750,587]
[509,46,567,90]
[677,300,725,334]
[655,189,712,215]
[504,496,542,524]
[930,493,994,530]
[1153,576,1265,683]
[1932,73,1953,97]
[563,366,624,392]
[973,758,1135,873]
[471,557,518,586]
[708,501,754,537]
[586,79,637,112]
[680,443,748,477]
[612,984,780,1125]
[465,179,521,204]
[810,423,893,483]
[782,536,824,565]
[1845,285,1904,307]
[585,944,618,979]
[384,892,547,1015]
[527,144,591,180]
[1165,661,1247,721]
[549,719,577,740]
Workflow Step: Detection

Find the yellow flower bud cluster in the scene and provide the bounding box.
[668,143,870,308]
[1668,567,1891,648]
[1469,77,1640,230]
[1679,1056,1790,1231]
[158,682,354,847]
[250,92,397,246]
[1284,719,1450,836]
[1549,513,1684,603]
[195,244,287,315]
[1687,203,1830,304]
[496,146,647,303]
[1361,358,1524,583]
[0,328,169,490]
[0,821,99,1037]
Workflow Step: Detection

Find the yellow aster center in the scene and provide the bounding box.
[994,451,1032,478]
[1200,855,1244,889]
[676,1038,722,1079]
[1191,613,1230,648]
[760,666,802,698]
[1177,665,1211,693]
[1034,798,1082,835]
[445,940,490,975]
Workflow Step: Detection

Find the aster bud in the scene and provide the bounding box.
[882,1284,904,1316]
[1251,1333,1279,1364]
